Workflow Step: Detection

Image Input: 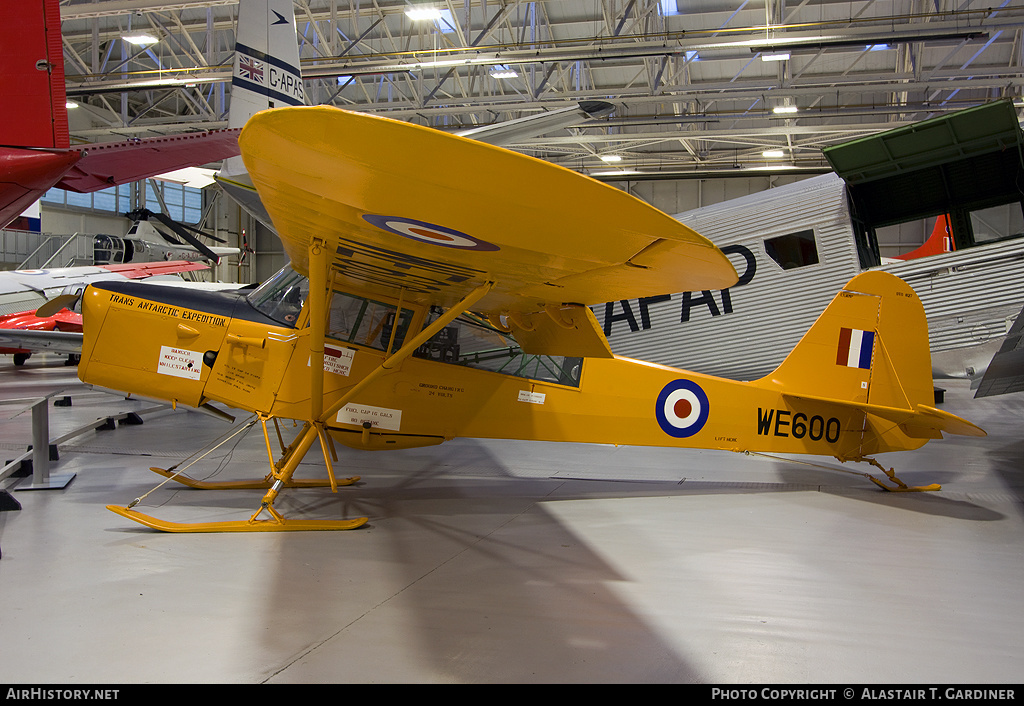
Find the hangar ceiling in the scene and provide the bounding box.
[59,0,1024,181]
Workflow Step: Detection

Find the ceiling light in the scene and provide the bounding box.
[762,150,785,158]
[599,155,623,162]
[123,33,159,46]
[772,106,798,114]
[406,7,442,21]
[748,30,984,56]
[489,65,518,79]
[65,101,78,109]
[761,52,790,62]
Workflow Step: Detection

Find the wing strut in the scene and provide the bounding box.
[107,274,496,532]
[252,277,494,525]
[105,261,497,532]
[318,279,494,425]
[308,238,327,421]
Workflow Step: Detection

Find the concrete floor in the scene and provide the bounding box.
[0,354,1022,684]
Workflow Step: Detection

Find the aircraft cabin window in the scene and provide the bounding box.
[326,292,414,352]
[413,307,583,388]
[246,267,310,327]
[764,229,819,270]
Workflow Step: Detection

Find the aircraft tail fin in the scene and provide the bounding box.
[760,271,985,452]
[894,214,955,261]
[222,0,306,177]
[2,0,69,149]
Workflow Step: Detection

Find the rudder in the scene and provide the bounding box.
[760,271,933,411]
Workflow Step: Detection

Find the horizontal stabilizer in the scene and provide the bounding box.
[56,129,240,193]
[910,403,988,438]
[783,392,986,438]
[0,329,82,355]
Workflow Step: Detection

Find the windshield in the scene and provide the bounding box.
[246,266,309,327]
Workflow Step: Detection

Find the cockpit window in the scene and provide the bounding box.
[246,267,309,327]
[327,291,414,352]
[94,234,127,265]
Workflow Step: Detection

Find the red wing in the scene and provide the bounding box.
[99,261,209,279]
[56,129,241,193]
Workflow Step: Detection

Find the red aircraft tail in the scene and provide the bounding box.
[2,0,69,149]
[894,214,955,261]
[0,0,240,230]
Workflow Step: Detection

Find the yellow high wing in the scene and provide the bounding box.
[239,106,738,357]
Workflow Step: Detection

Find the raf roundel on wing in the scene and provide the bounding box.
[362,214,500,251]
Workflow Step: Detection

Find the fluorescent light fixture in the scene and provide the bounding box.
[762,150,785,158]
[599,155,623,162]
[772,105,798,114]
[592,169,640,177]
[123,33,159,46]
[490,65,518,79]
[406,7,442,21]
[65,101,78,109]
[761,51,790,61]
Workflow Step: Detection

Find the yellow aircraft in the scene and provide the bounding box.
[74,106,986,532]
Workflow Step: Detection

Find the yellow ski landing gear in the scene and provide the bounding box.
[108,417,368,533]
[105,504,368,532]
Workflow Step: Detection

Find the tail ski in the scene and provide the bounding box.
[760,271,984,469]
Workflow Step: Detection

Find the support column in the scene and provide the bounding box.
[19,398,74,490]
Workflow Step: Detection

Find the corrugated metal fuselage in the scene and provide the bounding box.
[599,174,1024,381]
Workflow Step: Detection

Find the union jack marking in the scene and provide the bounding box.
[238,56,264,83]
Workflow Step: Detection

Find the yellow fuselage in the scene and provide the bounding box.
[77,274,926,464]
